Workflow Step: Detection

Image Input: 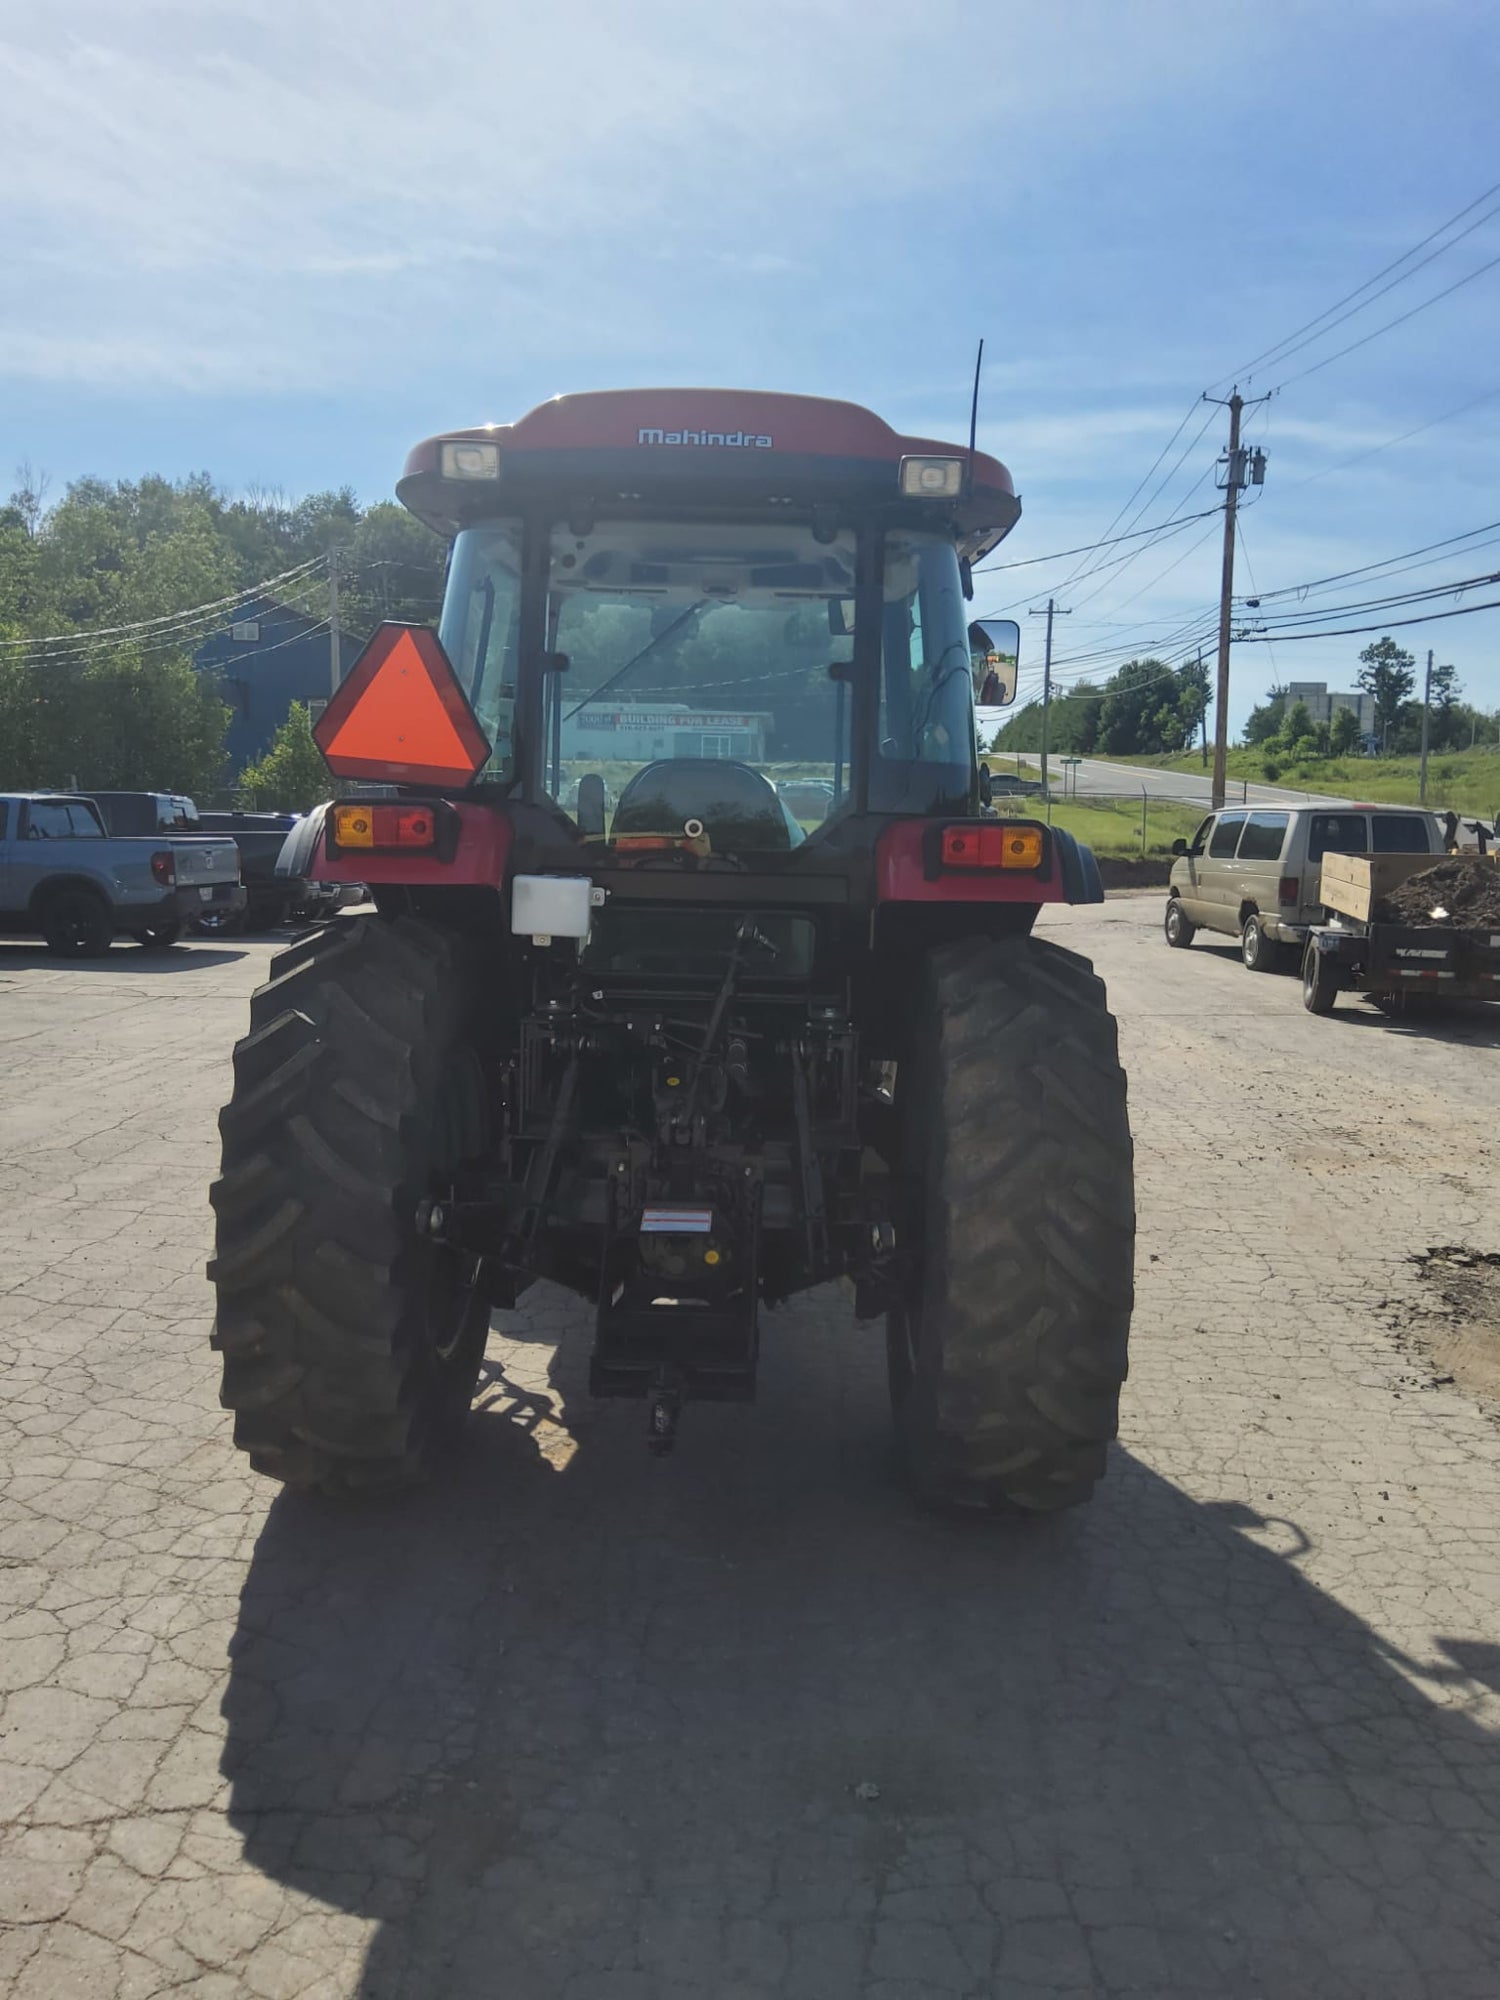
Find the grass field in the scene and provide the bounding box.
[995,793,1203,859]
[1095,746,1500,815]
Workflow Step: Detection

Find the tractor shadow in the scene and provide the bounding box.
[220,1291,1500,1999]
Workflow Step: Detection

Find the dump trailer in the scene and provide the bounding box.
[1302,852,1500,1014]
[209,389,1135,1512]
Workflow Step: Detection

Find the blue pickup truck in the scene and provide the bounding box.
[0,792,244,954]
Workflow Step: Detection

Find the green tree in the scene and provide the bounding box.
[1098,659,1182,755]
[79,650,230,794]
[1243,684,1288,745]
[1176,655,1211,750]
[342,502,447,632]
[1426,661,1463,749]
[1356,636,1416,747]
[1282,699,1314,748]
[1329,705,1362,755]
[238,704,333,811]
[989,683,1102,754]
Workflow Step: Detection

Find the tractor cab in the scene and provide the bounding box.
[387,390,1023,850]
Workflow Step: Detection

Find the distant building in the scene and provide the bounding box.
[1286,681,1376,736]
[562,705,770,763]
[195,595,358,772]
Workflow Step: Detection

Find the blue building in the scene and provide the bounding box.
[195,594,359,774]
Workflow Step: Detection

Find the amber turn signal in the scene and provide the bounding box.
[331,803,437,851]
[939,823,1045,871]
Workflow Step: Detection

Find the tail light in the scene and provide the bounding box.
[330,802,442,853]
[150,850,175,886]
[1278,875,1299,906]
[939,823,1046,872]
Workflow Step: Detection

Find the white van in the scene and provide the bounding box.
[1164,803,1442,970]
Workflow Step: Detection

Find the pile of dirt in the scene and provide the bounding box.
[1409,1247,1500,1405]
[1375,856,1500,927]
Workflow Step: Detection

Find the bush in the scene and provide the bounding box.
[238,704,331,813]
[1262,758,1282,781]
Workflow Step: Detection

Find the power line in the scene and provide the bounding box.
[10,570,334,667]
[1243,566,1500,629]
[1239,597,1500,642]
[0,555,328,653]
[1282,381,1500,492]
[978,502,1220,617]
[1054,398,1205,581]
[973,503,1221,575]
[1243,518,1500,604]
[1271,245,1500,392]
[1221,176,1500,385]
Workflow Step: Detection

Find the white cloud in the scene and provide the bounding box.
[0,0,1257,389]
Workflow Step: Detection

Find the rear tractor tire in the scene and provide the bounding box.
[209,914,492,1495]
[887,935,1135,1514]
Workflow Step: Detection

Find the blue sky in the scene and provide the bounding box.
[4,0,1498,734]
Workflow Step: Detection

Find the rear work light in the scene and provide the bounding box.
[899,455,965,498]
[940,823,1046,871]
[440,440,500,480]
[150,850,175,886]
[330,803,441,853]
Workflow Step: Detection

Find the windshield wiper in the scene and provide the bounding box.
[564,600,710,721]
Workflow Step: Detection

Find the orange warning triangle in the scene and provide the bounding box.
[315,624,491,786]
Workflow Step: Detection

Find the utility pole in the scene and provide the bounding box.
[1028,597,1070,795]
[328,548,342,696]
[1419,647,1433,804]
[1204,387,1269,810]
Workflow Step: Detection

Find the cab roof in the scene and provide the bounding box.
[397,388,1020,559]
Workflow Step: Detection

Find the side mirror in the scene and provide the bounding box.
[978,763,994,808]
[968,618,1020,707]
[1171,838,1188,856]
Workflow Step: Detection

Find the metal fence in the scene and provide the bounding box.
[995,787,1205,858]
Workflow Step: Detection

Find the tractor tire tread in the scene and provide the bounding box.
[896,933,1135,1513]
[209,913,486,1496]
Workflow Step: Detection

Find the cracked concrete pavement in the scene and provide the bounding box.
[2,901,1499,1998]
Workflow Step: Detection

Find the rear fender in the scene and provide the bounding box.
[305,799,514,887]
[874,819,1102,907]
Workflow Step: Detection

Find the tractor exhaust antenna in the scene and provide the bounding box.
[966,338,984,496]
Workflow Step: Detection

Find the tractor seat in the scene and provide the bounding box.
[611,759,804,852]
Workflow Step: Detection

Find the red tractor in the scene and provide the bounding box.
[210,389,1133,1511]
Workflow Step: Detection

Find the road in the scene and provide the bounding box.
[3,912,1500,1998]
[983,745,1358,809]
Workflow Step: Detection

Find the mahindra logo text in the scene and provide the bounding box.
[637,427,773,449]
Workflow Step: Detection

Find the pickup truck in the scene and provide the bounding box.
[86,793,343,933]
[0,793,245,955]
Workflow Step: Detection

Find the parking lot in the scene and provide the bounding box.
[2,896,1500,1999]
